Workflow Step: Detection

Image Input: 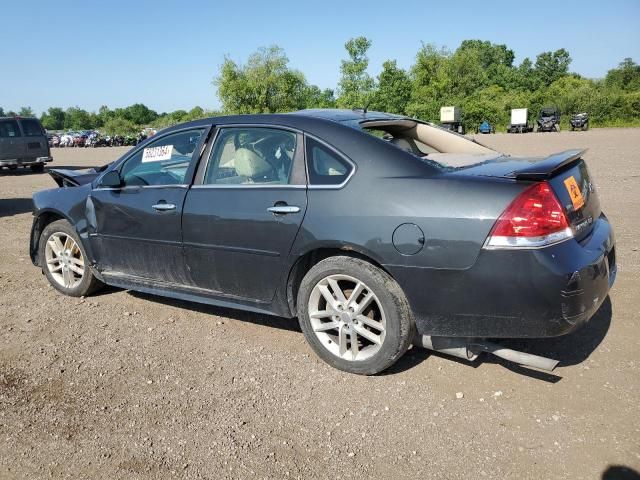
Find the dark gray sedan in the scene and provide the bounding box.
[29,109,616,374]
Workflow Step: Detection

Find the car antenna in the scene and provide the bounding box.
[352,100,370,114]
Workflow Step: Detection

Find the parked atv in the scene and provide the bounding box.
[476,121,495,134]
[570,112,589,131]
[537,107,561,132]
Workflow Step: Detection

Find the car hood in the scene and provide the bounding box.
[48,164,110,187]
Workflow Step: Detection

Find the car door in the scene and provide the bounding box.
[0,118,25,160]
[89,127,208,283]
[182,126,307,302]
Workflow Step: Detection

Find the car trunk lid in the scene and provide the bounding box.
[439,149,600,240]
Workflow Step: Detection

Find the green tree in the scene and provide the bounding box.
[40,107,66,130]
[534,49,572,87]
[18,106,35,117]
[605,58,640,91]
[407,44,451,121]
[0,107,5,117]
[103,117,138,136]
[304,86,336,108]
[121,103,158,125]
[214,46,309,114]
[337,37,375,109]
[370,60,411,114]
[64,107,95,130]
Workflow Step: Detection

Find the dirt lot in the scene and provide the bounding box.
[1,129,639,480]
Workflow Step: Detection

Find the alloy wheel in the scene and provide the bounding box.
[307,274,386,361]
[44,232,85,289]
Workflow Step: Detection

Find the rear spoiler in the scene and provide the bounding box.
[509,149,586,180]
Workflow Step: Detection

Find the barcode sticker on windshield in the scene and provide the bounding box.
[142,145,172,163]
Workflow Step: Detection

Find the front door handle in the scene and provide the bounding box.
[267,205,301,215]
[152,202,176,212]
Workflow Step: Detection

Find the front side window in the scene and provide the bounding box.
[119,129,204,187]
[306,137,352,185]
[204,128,296,185]
[19,118,44,137]
[0,119,22,138]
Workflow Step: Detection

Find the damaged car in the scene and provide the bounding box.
[29,109,616,375]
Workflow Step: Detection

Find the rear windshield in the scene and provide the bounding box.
[0,119,22,138]
[19,118,44,137]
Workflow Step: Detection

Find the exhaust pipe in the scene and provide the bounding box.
[413,335,559,372]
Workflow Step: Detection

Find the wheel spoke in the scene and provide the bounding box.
[354,292,375,315]
[353,325,381,345]
[50,263,63,273]
[318,285,339,310]
[48,236,64,255]
[338,324,348,357]
[346,281,365,307]
[310,310,335,319]
[46,257,59,265]
[350,332,359,359]
[313,321,339,332]
[62,267,74,288]
[69,264,84,275]
[327,278,347,304]
[63,235,73,250]
[69,256,84,267]
[357,314,384,332]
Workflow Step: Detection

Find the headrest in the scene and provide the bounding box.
[234,148,272,178]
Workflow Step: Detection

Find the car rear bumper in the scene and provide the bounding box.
[387,214,616,338]
[0,156,53,167]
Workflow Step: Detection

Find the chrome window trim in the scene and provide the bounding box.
[93,184,190,192]
[303,133,356,190]
[196,124,305,189]
[94,125,208,189]
[191,184,306,190]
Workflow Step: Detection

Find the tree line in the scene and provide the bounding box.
[2,38,639,134]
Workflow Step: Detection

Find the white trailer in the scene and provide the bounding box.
[508,108,532,133]
[439,106,465,134]
[440,106,461,124]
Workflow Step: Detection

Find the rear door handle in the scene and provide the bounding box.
[267,205,301,214]
[152,203,176,212]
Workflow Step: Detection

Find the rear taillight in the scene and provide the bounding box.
[485,181,573,248]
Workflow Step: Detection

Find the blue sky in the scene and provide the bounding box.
[1,0,639,114]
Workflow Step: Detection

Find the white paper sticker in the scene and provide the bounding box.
[142,145,173,162]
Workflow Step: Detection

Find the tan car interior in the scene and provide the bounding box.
[361,119,500,167]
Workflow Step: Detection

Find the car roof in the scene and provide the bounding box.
[161,109,409,134]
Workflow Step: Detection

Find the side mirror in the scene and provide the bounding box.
[99,170,122,188]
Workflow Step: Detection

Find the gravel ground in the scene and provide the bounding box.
[1,129,639,479]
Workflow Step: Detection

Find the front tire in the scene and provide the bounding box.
[297,256,414,375]
[39,219,103,297]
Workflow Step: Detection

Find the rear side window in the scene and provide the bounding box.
[306,138,353,185]
[0,119,22,138]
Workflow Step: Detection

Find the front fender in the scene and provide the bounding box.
[30,185,94,266]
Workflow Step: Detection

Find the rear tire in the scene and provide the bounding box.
[39,219,104,297]
[297,256,414,375]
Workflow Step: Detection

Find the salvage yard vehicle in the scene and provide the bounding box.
[507,108,533,133]
[0,116,52,172]
[476,120,495,134]
[571,112,589,131]
[29,109,616,375]
[537,106,561,132]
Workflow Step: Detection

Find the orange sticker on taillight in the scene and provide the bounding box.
[563,176,585,210]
